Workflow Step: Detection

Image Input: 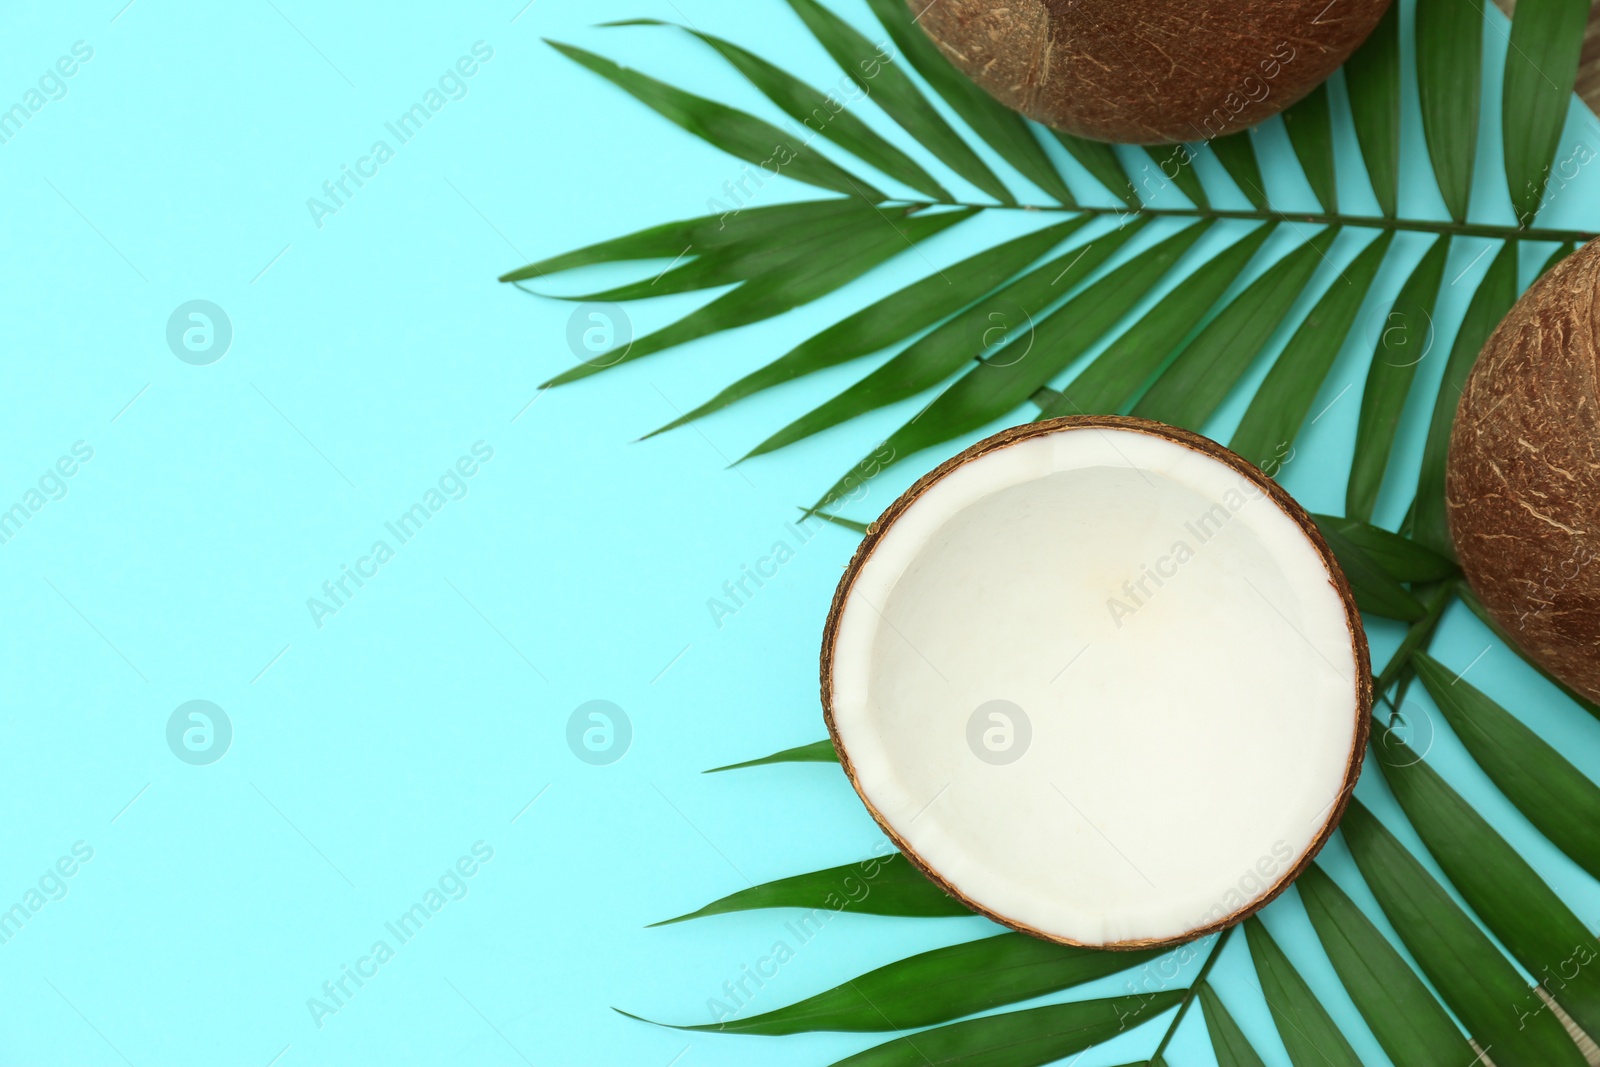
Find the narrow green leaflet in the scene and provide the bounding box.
[1135,227,1337,428]
[610,20,950,202]
[1311,514,1457,583]
[820,222,1211,504]
[653,933,1162,1034]
[1413,241,1518,555]
[1030,385,1064,411]
[861,0,1075,205]
[1282,84,1337,212]
[829,991,1183,1067]
[1197,985,1268,1067]
[705,738,837,773]
[1375,721,1600,1039]
[812,507,871,533]
[547,41,881,200]
[647,216,1090,436]
[547,199,895,302]
[1312,519,1426,620]
[1456,587,1600,718]
[748,218,1147,459]
[1341,799,1589,1067]
[498,197,867,282]
[1413,652,1600,880]
[1297,864,1472,1066]
[1210,132,1269,211]
[651,853,970,925]
[782,0,1013,204]
[1346,235,1451,521]
[1503,0,1589,224]
[1244,919,1363,1067]
[1053,132,1140,208]
[1043,223,1277,418]
[1142,145,1209,208]
[1373,579,1456,697]
[1230,231,1393,468]
[1541,241,1577,275]
[545,206,977,386]
[1414,0,1482,222]
[1343,3,1400,217]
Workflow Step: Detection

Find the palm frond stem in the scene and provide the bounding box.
[899,200,1597,243]
[1150,926,1235,1062]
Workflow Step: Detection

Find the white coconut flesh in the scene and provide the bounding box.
[826,424,1363,947]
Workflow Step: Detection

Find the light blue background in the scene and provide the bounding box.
[2,0,1599,1064]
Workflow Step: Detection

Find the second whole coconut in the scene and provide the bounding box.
[1448,238,1600,703]
[910,0,1392,144]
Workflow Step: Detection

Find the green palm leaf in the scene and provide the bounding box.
[647,215,1090,437]
[1346,235,1452,521]
[1312,513,1457,582]
[860,0,1075,205]
[545,205,976,387]
[652,853,970,925]
[641,933,1162,1035]
[1503,0,1590,223]
[1042,223,1278,418]
[1243,918,1363,1067]
[1133,227,1337,428]
[705,738,836,772]
[1374,579,1458,698]
[499,197,872,283]
[1312,517,1428,620]
[781,0,1013,204]
[1541,240,1579,274]
[1341,799,1589,1066]
[1415,0,1483,222]
[1142,145,1209,208]
[751,218,1146,460]
[816,222,1211,506]
[541,199,901,302]
[1282,86,1338,212]
[1374,721,1600,1038]
[1297,864,1474,1066]
[607,20,952,202]
[1053,132,1141,208]
[1210,132,1270,211]
[545,40,881,200]
[827,992,1184,1067]
[1345,4,1402,217]
[1197,984,1269,1067]
[1414,652,1600,879]
[1229,231,1394,469]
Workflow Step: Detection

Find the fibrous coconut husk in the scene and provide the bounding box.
[1448,238,1600,703]
[909,0,1392,144]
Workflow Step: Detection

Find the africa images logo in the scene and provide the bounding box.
[166,700,232,766]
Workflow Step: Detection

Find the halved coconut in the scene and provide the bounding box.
[823,417,1369,949]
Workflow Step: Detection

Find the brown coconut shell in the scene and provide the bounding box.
[910,0,1393,144]
[1448,239,1600,704]
[820,415,1372,948]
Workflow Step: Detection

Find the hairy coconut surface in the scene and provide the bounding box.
[1449,239,1600,704]
[910,0,1392,144]
[822,417,1369,948]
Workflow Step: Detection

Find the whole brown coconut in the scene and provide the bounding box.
[1448,238,1600,703]
[911,0,1393,144]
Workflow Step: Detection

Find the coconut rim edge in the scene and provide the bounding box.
[819,414,1373,951]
